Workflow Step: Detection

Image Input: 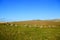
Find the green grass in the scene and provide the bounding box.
[0,25,60,40]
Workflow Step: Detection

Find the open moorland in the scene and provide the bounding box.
[0,20,60,40]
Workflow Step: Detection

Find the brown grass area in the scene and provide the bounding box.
[0,20,60,26]
[6,21,60,26]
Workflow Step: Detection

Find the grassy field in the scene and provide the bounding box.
[0,24,60,40]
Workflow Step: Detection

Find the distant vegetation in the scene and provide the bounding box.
[0,20,60,40]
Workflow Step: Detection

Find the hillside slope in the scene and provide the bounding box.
[10,20,60,25]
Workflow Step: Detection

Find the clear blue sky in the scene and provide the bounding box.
[0,0,60,22]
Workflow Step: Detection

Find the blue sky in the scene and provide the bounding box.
[0,0,60,22]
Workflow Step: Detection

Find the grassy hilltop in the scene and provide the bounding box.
[0,20,60,40]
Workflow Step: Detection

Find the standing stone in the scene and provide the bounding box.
[40,25,43,28]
